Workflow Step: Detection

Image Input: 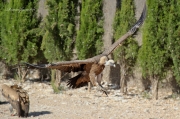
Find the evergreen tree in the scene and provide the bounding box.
[138,0,171,99]
[76,0,104,59]
[113,0,137,94]
[0,0,6,50]
[0,0,41,65]
[40,0,78,92]
[41,0,77,62]
[167,0,180,84]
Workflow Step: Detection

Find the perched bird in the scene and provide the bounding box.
[25,3,146,95]
[1,84,29,117]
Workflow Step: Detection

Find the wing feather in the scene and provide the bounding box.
[67,73,90,88]
[11,85,29,117]
[25,62,86,72]
[24,54,103,70]
[102,3,147,55]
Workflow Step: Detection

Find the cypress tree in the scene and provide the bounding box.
[76,0,104,59]
[167,0,180,84]
[113,0,137,93]
[138,0,170,99]
[41,0,77,62]
[41,0,77,92]
[0,0,41,65]
[0,1,5,44]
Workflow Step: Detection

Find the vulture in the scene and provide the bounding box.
[1,84,29,117]
[25,4,146,95]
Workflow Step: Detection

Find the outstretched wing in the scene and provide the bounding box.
[25,62,85,72]
[24,3,146,71]
[102,3,147,55]
[24,55,103,72]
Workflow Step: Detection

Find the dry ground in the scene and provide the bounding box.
[0,79,180,119]
[0,1,165,119]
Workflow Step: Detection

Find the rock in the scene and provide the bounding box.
[23,85,31,90]
[174,107,178,110]
[144,109,149,113]
[122,99,128,103]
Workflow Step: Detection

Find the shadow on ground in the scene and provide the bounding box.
[29,111,52,117]
[0,101,9,105]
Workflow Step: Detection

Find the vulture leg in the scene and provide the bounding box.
[9,105,17,116]
[89,73,97,86]
[97,74,108,96]
[89,73,108,96]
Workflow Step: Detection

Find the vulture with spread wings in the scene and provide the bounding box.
[25,4,146,95]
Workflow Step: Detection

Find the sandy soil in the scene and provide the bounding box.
[0,79,180,119]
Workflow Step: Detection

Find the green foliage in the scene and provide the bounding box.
[139,0,179,79]
[0,1,5,43]
[76,0,104,59]
[141,91,151,99]
[41,0,77,62]
[0,0,41,65]
[113,0,137,72]
[166,0,180,84]
[113,0,136,41]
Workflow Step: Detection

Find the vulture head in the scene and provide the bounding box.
[98,56,108,65]
[99,56,116,67]
[105,59,116,67]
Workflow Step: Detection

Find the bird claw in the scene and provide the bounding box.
[97,83,108,96]
[11,113,17,116]
[101,88,108,96]
[102,90,108,96]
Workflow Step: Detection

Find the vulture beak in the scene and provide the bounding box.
[105,60,116,67]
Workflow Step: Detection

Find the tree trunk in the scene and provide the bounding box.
[17,66,21,79]
[17,66,28,82]
[21,68,28,82]
[55,70,61,87]
[51,70,61,93]
[151,75,159,100]
[120,63,127,94]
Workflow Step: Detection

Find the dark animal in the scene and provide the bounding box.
[1,84,29,117]
[25,3,146,95]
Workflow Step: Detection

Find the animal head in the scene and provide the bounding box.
[99,56,116,67]
[99,56,108,65]
[105,59,116,67]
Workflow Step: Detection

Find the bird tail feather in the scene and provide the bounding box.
[67,73,88,88]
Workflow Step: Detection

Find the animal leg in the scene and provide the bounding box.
[89,73,108,96]
[97,74,108,96]
[98,83,108,96]
[9,105,17,116]
[89,73,98,86]
[88,82,92,92]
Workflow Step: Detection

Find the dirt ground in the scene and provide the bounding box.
[0,79,180,119]
[1,0,173,118]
